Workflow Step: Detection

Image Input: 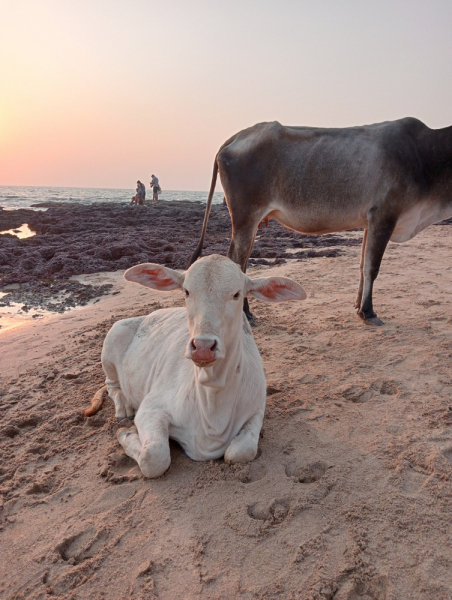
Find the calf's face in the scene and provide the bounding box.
[124,255,306,368]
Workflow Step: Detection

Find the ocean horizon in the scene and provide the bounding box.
[0,185,224,211]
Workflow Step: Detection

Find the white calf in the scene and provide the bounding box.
[84,255,306,478]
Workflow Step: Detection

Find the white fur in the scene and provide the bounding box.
[100,255,306,478]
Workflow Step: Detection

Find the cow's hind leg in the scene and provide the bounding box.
[228,220,260,325]
[358,215,395,326]
[354,229,368,309]
[118,403,171,478]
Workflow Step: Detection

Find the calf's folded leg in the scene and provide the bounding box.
[118,404,171,478]
[106,380,135,421]
[224,411,264,465]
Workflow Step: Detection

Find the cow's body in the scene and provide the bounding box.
[190,118,452,325]
[101,308,265,463]
[84,255,306,478]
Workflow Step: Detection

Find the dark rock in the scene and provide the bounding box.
[0,200,361,291]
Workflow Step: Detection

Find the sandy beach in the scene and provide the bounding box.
[1,213,452,598]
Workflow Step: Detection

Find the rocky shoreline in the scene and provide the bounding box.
[0,199,361,310]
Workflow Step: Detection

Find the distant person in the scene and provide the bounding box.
[137,180,146,205]
[150,174,161,203]
[130,181,146,206]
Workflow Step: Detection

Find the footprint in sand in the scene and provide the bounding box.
[247,497,292,525]
[335,574,388,600]
[442,446,452,465]
[55,526,110,565]
[101,451,141,483]
[237,460,267,484]
[17,415,41,430]
[342,385,373,403]
[84,483,137,515]
[1,415,41,439]
[401,467,428,496]
[285,460,329,483]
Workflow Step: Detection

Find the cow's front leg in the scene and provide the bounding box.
[224,411,264,465]
[358,213,395,326]
[117,405,170,478]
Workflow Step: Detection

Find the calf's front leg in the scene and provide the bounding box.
[224,411,264,465]
[117,405,170,478]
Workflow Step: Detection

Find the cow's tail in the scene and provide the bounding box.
[188,158,219,267]
[82,384,107,417]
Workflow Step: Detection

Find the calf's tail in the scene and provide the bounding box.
[188,158,219,267]
[82,384,107,417]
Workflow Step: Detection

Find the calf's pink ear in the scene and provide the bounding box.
[246,276,307,303]
[124,263,184,291]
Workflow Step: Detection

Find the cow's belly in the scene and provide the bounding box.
[268,205,367,235]
[391,201,452,243]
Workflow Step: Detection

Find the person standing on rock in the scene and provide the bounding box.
[150,174,161,203]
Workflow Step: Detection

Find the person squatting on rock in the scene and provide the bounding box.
[131,181,146,205]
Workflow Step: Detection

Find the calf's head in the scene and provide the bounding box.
[124,255,306,367]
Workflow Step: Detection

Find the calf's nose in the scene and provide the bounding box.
[190,338,218,364]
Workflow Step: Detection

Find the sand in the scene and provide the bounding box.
[1,225,452,599]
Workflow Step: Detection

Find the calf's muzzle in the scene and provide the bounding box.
[188,337,219,367]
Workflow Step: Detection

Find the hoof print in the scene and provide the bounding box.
[237,461,267,483]
[286,460,329,483]
[247,498,291,525]
[342,385,373,403]
[55,527,109,565]
[101,451,140,483]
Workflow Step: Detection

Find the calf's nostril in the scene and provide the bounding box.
[191,338,217,353]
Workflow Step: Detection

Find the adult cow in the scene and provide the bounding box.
[83,255,306,478]
[189,118,452,325]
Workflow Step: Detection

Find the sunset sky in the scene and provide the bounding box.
[1,0,451,191]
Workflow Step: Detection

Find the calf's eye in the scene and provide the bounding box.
[184,289,189,297]
[233,291,240,299]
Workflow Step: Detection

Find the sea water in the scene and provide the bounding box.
[0,185,224,211]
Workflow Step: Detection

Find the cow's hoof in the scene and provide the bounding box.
[364,316,384,327]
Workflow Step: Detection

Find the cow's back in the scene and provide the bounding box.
[218,118,433,233]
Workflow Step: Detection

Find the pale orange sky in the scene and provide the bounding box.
[1,0,451,191]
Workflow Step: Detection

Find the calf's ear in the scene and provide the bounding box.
[124,263,185,291]
[246,276,307,303]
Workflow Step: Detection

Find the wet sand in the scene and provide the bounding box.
[1,220,452,598]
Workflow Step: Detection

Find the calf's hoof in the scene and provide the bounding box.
[224,442,258,465]
[117,426,137,444]
[117,415,134,423]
